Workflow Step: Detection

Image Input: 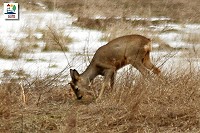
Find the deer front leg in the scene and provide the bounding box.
[97,69,115,100]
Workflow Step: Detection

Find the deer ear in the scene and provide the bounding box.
[70,69,80,81]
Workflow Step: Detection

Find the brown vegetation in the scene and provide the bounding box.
[0,45,22,59]
[1,65,200,132]
[1,0,200,132]
[7,0,199,23]
[41,28,72,52]
[18,0,200,23]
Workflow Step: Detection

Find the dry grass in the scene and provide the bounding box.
[100,21,143,41]
[38,0,200,23]
[0,45,21,59]
[1,0,200,132]
[20,25,73,52]
[182,32,200,45]
[41,28,72,52]
[1,64,200,132]
[76,68,200,132]
[0,27,72,60]
[7,0,200,22]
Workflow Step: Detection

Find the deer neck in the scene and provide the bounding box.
[81,63,98,83]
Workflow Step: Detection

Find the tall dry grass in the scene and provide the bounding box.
[1,62,200,132]
[0,44,22,59]
[1,0,200,132]
[40,0,200,23]
[77,68,200,132]
[41,27,72,52]
[9,0,200,22]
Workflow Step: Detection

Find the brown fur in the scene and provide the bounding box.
[70,34,161,100]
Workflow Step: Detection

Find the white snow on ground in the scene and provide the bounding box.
[129,16,171,21]
[67,27,103,53]
[91,15,171,21]
[159,32,187,48]
[0,9,104,78]
[0,7,200,80]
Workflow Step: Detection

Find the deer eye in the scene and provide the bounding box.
[75,86,79,91]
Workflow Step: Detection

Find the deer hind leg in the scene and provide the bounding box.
[128,53,149,77]
[132,61,149,76]
[142,52,161,75]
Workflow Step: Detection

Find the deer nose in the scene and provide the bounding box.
[77,96,83,100]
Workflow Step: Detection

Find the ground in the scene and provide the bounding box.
[1,0,200,132]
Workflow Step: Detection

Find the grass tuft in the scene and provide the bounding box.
[1,65,200,132]
[0,45,21,59]
[41,28,72,52]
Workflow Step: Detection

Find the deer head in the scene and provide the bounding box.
[69,69,88,100]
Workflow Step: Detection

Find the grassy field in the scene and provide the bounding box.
[1,0,200,132]
[1,67,200,132]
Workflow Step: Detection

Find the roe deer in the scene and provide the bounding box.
[69,35,161,100]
